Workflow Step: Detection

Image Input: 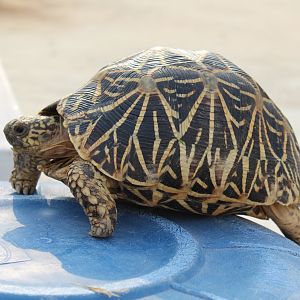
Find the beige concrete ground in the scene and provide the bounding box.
[1,0,300,236]
[0,0,300,114]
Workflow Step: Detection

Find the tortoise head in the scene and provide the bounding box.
[3,115,60,152]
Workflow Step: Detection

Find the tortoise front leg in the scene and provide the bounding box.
[67,159,117,238]
[10,151,41,195]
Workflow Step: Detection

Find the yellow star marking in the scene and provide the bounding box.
[217,78,239,90]
[258,116,266,160]
[228,182,241,196]
[155,77,174,83]
[265,121,282,136]
[163,88,176,94]
[192,178,208,189]
[133,94,150,135]
[263,106,284,126]
[113,129,118,171]
[152,111,161,164]
[206,92,215,177]
[261,116,280,160]
[86,93,143,153]
[242,157,249,194]
[104,145,110,163]
[174,78,203,84]
[240,90,256,99]
[234,104,252,111]
[175,200,199,213]
[247,161,260,198]
[176,91,195,98]
[120,137,132,177]
[220,149,237,188]
[192,148,209,179]
[125,186,154,206]
[195,128,203,145]
[99,88,140,113]
[209,148,220,188]
[179,141,189,185]
[132,136,150,177]
[180,89,206,136]
[90,81,102,103]
[104,90,122,97]
[223,88,240,101]
[157,139,177,175]
[157,93,179,137]
[289,136,300,181]
[168,168,178,179]
[217,90,238,149]
[239,108,257,158]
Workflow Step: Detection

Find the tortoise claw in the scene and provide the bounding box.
[12,180,36,195]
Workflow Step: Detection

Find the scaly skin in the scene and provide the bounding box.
[10,151,41,194]
[37,159,71,185]
[264,204,300,245]
[67,159,117,237]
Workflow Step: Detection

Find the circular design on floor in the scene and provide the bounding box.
[0,197,202,297]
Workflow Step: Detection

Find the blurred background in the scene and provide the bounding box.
[0,0,300,234]
[0,0,299,114]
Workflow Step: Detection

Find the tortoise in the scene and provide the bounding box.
[3,47,300,244]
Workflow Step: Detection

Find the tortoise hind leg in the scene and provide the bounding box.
[263,203,300,245]
[67,159,117,238]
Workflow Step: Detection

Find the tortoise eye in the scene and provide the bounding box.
[13,124,28,136]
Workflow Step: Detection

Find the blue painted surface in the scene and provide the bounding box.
[0,181,299,300]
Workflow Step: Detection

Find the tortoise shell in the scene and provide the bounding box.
[55,47,300,215]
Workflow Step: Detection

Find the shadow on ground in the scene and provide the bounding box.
[3,197,177,280]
